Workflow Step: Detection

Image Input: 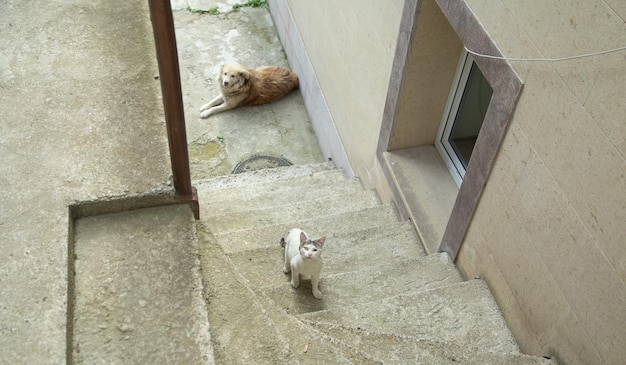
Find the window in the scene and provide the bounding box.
[436,51,493,187]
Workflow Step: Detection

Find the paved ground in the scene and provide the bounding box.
[173,0,323,179]
[73,205,214,364]
[1,1,170,363]
[0,0,321,363]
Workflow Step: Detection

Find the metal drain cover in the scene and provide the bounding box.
[232,154,293,174]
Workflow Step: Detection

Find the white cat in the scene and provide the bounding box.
[281,228,326,299]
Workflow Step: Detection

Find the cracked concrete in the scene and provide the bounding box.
[192,165,557,364]
[0,0,320,363]
[1,1,170,363]
[172,2,324,178]
[72,205,213,364]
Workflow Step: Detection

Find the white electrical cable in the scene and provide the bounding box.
[465,45,626,62]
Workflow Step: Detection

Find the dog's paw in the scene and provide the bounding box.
[199,110,212,119]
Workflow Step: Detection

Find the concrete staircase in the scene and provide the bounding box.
[71,162,556,363]
[194,163,556,364]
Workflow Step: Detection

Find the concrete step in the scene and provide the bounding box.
[308,326,557,365]
[228,221,426,289]
[264,253,463,315]
[203,188,381,235]
[299,279,521,354]
[317,222,427,275]
[195,162,336,192]
[208,204,400,254]
[193,164,543,363]
[252,289,383,365]
[72,204,214,364]
[196,228,375,364]
[198,168,363,215]
[196,229,298,364]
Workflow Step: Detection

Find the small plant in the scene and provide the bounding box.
[233,0,269,10]
[186,5,219,15]
[186,0,267,15]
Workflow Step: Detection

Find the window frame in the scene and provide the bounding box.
[377,0,524,260]
[436,50,495,188]
[436,50,474,186]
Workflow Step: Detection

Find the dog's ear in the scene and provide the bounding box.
[218,65,225,82]
[239,70,251,85]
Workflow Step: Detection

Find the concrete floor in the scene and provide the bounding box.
[0,1,321,363]
[72,205,213,364]
[172,0,324,179]
[1,1,170,363]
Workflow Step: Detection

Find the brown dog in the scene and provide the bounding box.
[199,64,299,118]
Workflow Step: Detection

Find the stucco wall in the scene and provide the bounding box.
[389,0,462,150]
[284,0,404,194]
[456,1,626,364]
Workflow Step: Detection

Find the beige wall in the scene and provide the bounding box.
[285,0,404,195]
[456,1,626,364]
[390,0,461,150]
[282,0,625,364]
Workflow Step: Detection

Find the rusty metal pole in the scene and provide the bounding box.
[148,0,199,219]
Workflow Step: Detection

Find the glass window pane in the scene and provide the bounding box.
[449,62,493,168]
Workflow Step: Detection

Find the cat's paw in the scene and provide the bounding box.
[313,290,323,300]
[200,110,212,119]
[291,280,299,288]
[283,267,290,274]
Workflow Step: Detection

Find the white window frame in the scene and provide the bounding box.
[435,50,478,188]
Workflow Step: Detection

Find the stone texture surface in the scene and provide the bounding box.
[171,3,324,179]
[0,1,320,363]
[0,1,170,363]
[72,205,213,364]
[194,166,557,364]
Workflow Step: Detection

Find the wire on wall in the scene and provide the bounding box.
[465,45,626,62]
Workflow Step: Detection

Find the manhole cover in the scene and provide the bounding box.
[232,154,293,174]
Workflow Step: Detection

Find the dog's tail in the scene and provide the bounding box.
[277,67,299,89]
[290,71,299,89]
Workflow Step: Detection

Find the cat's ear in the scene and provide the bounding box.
[299,232,308,244]
[317,237,326,246]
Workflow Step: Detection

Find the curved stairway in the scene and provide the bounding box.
[195,163,556,365]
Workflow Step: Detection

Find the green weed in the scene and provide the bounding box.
[187,0,268,14]
[233,0,269,10]
[186,6,219,15]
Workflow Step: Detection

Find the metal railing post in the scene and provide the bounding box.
[148,0,199,219]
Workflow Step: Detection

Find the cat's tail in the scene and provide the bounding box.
[280,237,286,248]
